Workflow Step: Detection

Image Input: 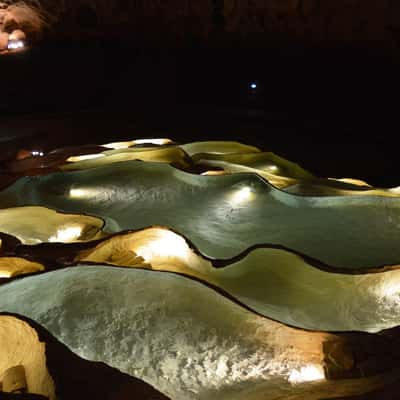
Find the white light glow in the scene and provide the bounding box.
[69,188,99,199]
[67,153,105,162]
[31,151,44,157]
[102,141,134,149]
[389,187,400,194]
[127,229,207,274]
[133,138,172,146]
[229,186,254,206]
[132,230,189,262]
[7,40,24,50]
[49,226,83,243]
[250,83,257,89]
[379,279,400,298]
[329,178,372,187]
[288,365,325,384]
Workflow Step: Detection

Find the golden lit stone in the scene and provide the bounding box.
[0,206,105,244]
[0,257,44,278]
[0,316,55,399]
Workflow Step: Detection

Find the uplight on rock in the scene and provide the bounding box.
[49,226,83,243]
[200,170,226,176]
[102,140,135,149]
[127,228,203,272]
[69,188,99,199]
[0,270,11,278]
[267,165,279,173]
[288,364,325,384]
[67,153,105,162]
[102,138,172,150]
[229,186,254,206]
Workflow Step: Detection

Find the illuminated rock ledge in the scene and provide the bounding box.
[1,267,400,400]
[3,225,400,332]
[0,138,399,399]
[1,155,399,267]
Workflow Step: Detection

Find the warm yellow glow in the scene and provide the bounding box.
[49,226,83,243]
[76,228,210,278]
[329,178,372,187]
[382,282,400,297]
[375,271,400,303]
[66,154,105,162]
[288,364,325,384]
[131,229,193,266]
[101,140,135,149]
[0,258,44,278]
[0,316,56,399]
[102,138,172,150]
[200,170,227,176]
[229,186,254,206]
[0,270,11,278]
[266,165,279,173]
[389,187,400,194]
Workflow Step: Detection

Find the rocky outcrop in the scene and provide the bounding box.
[0,315,55,399]
[0,1,42,53]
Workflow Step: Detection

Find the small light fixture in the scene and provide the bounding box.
[7,40,24,50]
[31,150,44,157]
[249,82,257,90]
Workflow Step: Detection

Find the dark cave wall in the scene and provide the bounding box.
[33,0,400,49]
[41,0,213,42]
[223,0,400,47]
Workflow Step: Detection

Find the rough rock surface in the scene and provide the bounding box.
[0,266,399,400]
[76,227,400,332]
[223,0,399,46]
[0,313,170,400]
[1,160,399,268]
[0,31,7,50]
[0,315,55,399]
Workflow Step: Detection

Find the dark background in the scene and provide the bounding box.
[1,41,399,187]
